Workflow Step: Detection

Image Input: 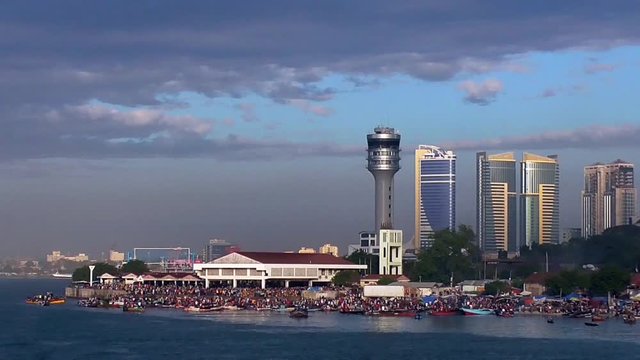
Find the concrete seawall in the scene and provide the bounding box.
[65,287,127,299]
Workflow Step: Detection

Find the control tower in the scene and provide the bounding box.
[367,126,401,232]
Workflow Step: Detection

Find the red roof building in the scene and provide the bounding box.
[193,251,366,288]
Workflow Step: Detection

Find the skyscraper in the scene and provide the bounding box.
[366,126,401,232]
[520,153,560,247]
[476,152,517,255]
[414,145,456,250]
[582,160,636,237]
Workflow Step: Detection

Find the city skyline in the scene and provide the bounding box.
[1,1,640,256]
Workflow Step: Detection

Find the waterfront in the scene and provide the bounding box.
[3,279,640,360]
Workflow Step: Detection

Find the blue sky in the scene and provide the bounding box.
[0,1,639,257]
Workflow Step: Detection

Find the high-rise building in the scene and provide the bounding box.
[414,145,456,250]
[476,152,518,255]
[367,126,401,232]
[520,153,560,247]
[319,244,340,257]
[204,239,238,262]
[582,160,636,237]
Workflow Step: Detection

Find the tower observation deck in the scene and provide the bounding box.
[367,126,401,232]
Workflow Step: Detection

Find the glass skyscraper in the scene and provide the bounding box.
[582,160,636,237]
[414,145,456,250]
[476,152,517,255]
[520,153,560,247]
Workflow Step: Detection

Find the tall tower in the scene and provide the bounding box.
[476,152,517,255]
[520,153,559,247]
[415,145,456,250]
[367,126,401,232]
[582,160,636,237]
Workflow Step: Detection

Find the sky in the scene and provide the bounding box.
[1,1,639,258]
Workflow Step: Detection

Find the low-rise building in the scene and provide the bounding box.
[193,251,366,288]
[319,244,339,257]
[109,250,125,263]
[46,251,89,263]
[297,247,316,254]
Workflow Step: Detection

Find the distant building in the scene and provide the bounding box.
[109,250,125,263]
[414,145,456,250]
[46,251,89,263]
[582,160,636,237]
[298,247,316,254]
[520,153,560,246]
[347,231,379,256]
[378,229,403,275]
[204,239,238,262]
[476,152,518,255]
[318,244,339,257]
[560,228,581,243]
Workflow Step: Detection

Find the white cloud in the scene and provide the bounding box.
[458,79,504,105]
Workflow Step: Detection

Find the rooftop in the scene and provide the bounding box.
[236,251,355,265]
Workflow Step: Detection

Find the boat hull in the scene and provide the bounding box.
[430,310,460,316]
[461,308,495,316]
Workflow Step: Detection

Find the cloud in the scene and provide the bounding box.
[235,103,258,122]
[458,79,504,105]
[584,63,618,74]
[443,124,640,151]
[286,99,335,117]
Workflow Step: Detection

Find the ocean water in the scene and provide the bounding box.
[1,279,639,360]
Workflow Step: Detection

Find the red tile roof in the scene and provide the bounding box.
[237,251,356,265]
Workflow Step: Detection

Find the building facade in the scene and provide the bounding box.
[476,152,518,255]
[582,160,636,237]
[520,153,560,247]
[319,244,339,257]
[414,145,456,250]
[378,229,403,275]
[204,239,238,262]
[347,231,379,256]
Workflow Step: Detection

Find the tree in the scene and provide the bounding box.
[545,270,590,296]
[72,263,118,282]
[332,270,360,286]
[120,259,149,275]
[589,266,630,296]
[345,250,379,275]
[377,276,396,285]
[410,225,479,284]
[484,281,510,296]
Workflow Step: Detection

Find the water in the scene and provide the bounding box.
[2,279,639,359]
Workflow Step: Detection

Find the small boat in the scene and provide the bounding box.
[339,308,365,315]
[223,305,240,311]
[623,316,636,325]
[584,322,599,327]
[52,271,72,279]
[273,306,295,313]
[289,309,309,318]
[430,310,460,316]
[123,306,144,313]
[378,310,418,318]
[547,318,554,324]
[591,315,606,322]
[48,298,65,305]
[185,305,223,313]
[460,308,495,316]
[414,313,422,320]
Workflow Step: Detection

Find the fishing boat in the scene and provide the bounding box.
[123,305,144,313]
[52,271,72,279]
[460,308,495,316]
[339,308,365,315]
[623,315,636,324]
[273,305,295,313]
[590,314,606,322]
[223,305,240,311]
[547,318,554,324]
[49,298,65,305]
[289,309,309,319]
[378,310,418,318]
[184,305,223,313]
[584,322,599,327]
[429,310,460,316]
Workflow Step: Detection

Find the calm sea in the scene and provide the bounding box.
[1,279,639,360]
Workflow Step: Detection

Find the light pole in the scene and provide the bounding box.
[89,265,95,286]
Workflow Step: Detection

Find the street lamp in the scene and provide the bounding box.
[89,265,95,287]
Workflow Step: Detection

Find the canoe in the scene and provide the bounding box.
[460,308,495,316]
[584,322,599,327]
[49,299,65,305]
[289,310,309,318]
[185,306,223,313]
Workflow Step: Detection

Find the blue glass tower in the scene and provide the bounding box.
[414,145,456,250]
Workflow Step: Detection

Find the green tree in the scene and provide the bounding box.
[484,281,510,296]
[332,270,361,286]
[346,250,379,275]
[411,225,479,284]
[545,270,590,296]
[377,276,396,285]
[72,263,119,282]
[120,259,149,275]
[589,266,630,296]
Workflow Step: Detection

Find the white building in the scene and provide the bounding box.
[109,250,125,263]
[347,231,379,256]
[378,229,403,275]
[193,251,366,288]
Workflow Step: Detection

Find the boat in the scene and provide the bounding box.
[591,315,606,322]
[49,298,65,305]
[52,271,72,279]
[547,318,554,324]
[584,322,599,327]
[460,308,495,316]
[185,305,223,313]
[623,315,636,325]
[339,308,365,315]
[223,305,240,311]
[378,310,418,318]
[123,306,144,313]
[273,306,295,313]
[289,309,309,318]
[429,310,460,316]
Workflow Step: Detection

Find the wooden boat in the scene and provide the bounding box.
[339,308,365,315]
[430,310,460,316]
[289,309,309,318]
[49,298,65,305]
[273,306,295,313]
[123,306,144,313]
[547,318,554,324]
[378,310,418,318]
[460,308,495,316]
[223,305,240,311]
[185,305,223,313]
[590,315,606,322]
[584,322,599,327]
[623,315,636,324]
